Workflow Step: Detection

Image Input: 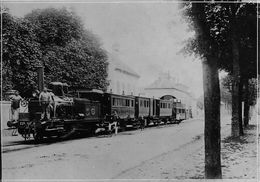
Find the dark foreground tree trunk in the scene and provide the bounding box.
[243,78,250,127]
[238,77,244,135]
[231,22,240,137]
[202,58,222,179]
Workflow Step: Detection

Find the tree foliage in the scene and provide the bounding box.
[25,8,108,91]
[2,9,42,97]
[2,7,109,97]
[182,3,257,76]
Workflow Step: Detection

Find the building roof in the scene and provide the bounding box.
[108,53,140,78]
[145,73,190,94]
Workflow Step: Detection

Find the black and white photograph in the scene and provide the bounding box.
[1,0,258,181]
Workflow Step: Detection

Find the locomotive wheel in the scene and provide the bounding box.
[60,126,76,140]
[33,129,43,143]
[33,121,44,143]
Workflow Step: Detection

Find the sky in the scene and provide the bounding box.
[4,1,204,98]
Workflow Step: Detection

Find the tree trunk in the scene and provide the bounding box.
[202,58,222,179]
[243,78,250,127]
[231,21,240,137]
[238,76,244,136]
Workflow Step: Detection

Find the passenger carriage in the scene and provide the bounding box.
[174,102,186,122]
[159,99,174,124]
[77,90,136,130]
[135,96,151,126]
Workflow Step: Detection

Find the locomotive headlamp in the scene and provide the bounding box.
[32,90,39,97]
[32,92,36,97]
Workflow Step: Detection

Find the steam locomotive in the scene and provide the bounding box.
[12,68,190,142]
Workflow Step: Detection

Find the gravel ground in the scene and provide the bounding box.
[2,116,257,181]
[114,123,257,180]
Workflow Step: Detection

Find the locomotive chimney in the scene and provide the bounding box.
[36,66,44,92]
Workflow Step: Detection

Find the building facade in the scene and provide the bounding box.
[143,73,199,118]
[107,53,140,96]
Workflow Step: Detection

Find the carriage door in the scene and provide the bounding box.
[154,100,160,117]
[149,98,153,117]
[153,99,156,117]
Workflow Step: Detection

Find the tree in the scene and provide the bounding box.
[2,9,42,97]
[211,3,257,134]
[182,2,222,179]
[24,8,109,91]
[238,4,257,127]
[185,2,257,137]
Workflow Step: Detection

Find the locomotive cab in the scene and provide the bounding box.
[48,82,69,97]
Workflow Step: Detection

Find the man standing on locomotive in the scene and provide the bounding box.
[39,87,52,120]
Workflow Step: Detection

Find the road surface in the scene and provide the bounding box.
[3,116,254,180]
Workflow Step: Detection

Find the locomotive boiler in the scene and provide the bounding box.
[15,68,103,142]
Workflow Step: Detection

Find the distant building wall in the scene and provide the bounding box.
[143,73,199,118]
[1,101,11,130]
[106,53,140,95]
[1,101,28,131]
